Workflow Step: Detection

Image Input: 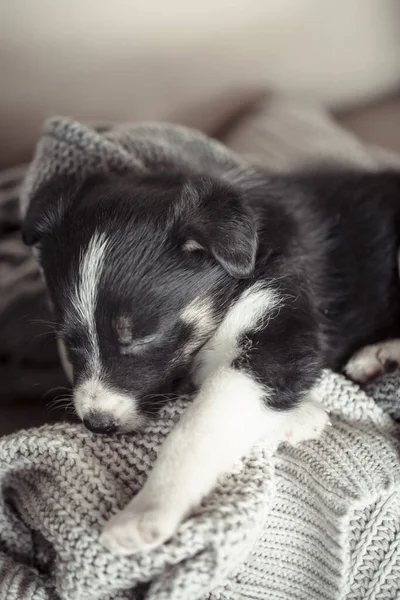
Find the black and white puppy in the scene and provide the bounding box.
[22,162,400,554]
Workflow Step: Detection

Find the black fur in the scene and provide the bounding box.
[22,165,400,428]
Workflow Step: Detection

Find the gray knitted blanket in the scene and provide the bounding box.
[1,373,400,600]
[2,96,400,599]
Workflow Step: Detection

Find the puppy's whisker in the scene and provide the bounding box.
[47,391,73,403]
[46,395,74,414]
[47,395,73,407]
[144,393,181,399]
[33,330,58,342]
[41,386,72,403]
[28,318,57,328]
[141,392,183,404]
[43,385,71,396]
[51,393,73,403]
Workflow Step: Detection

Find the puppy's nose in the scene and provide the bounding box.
[83,412,118,435]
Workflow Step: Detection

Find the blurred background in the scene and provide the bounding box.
[1,0,400,434]
[1,0,400,168]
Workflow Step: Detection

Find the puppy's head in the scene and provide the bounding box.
[22,172,257,433]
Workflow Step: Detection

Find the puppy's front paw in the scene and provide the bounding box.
[284,400,330,445]
[100,499,178,555]
[344,341,400,383]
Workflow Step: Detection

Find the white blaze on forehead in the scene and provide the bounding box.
[72,231,109,373]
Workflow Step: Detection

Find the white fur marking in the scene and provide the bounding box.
[74,377,145,432]
[194,283,281,385]
[101,368,328,554]
[345,339,400,383]
[100,282,328,554]
[72,231,109,375]
[182,240,204,252]
[179,296,216,358]
[181,296,215,332]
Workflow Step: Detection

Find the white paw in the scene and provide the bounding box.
[283,400,330,445]
[344,340,400,383]
[100,498,178,555]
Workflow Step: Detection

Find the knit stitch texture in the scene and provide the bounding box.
[4,95,400,599]
[1,372,400,599]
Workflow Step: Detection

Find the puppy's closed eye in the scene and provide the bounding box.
[120,334,158,355]
[115,316,159,355]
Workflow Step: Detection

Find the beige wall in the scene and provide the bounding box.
[1,0,400,166]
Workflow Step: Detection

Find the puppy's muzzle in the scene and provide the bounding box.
[83,411,118,435]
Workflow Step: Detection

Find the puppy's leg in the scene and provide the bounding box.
[344,339,400,383]
[100,367,327,555]
[100,368,270,554]
[101,300,328,555]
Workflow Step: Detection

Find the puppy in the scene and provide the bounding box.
[22,155,400,554]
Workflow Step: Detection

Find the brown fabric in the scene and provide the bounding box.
[336,91,400,154]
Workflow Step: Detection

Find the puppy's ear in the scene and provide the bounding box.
[180,178,258,279]
[22,176,77,246]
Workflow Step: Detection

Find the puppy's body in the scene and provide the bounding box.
[257,172,400,370]
[23,130,400,553]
